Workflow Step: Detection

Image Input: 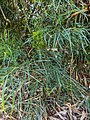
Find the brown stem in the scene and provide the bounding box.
[0,5,10,23]
[70,8,88,18]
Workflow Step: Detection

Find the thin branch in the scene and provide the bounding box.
[0,5,10,23]
[70,8,88,18]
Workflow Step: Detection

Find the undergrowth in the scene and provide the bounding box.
[0,0,90,119]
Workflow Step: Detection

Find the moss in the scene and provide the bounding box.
[32,30,44,50]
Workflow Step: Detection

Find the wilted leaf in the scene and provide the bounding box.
[49,116,60,120]
[80,111,86,120]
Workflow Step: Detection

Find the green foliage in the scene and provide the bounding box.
[32,30,44,49]
[0,0,90,119]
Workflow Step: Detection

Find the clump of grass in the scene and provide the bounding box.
[0,0,90,119]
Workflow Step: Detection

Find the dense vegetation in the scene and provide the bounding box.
[0,0,90,119]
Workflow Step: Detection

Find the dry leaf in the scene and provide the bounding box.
[73,115,77,120]
[0,112,4,120]
[49,116,60,120]
[55,110,67,117]
[80,111,86,120]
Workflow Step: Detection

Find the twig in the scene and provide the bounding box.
[0,5,10,23]
[70,8,88,18]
